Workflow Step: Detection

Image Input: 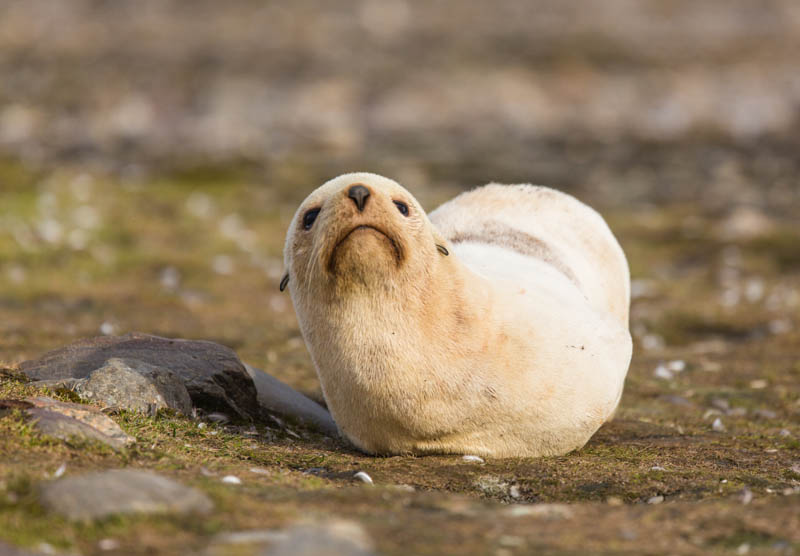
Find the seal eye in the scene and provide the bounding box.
[393,200,409,216]
[303,208,320,230]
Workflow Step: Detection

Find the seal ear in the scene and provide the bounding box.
[436,244,449,256]
[279,273,290,292]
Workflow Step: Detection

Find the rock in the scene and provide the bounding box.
[243,363,338,436]
[213,530,286,546]
[753,409,777,419]
[653,364,673,380]
[33,358,193,416]
[718,206,776,241]
[0,397,134,451]
[504,504,573,519]
[39,469,213,521]
[263,519,375,556]
[658,395,693,407]
[78,358,192,415]
[19,333,260,420]
[353,471,373,484]
[0,541,39,555]
[738,487,753,505]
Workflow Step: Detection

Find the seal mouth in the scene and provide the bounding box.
[327,224,403,273]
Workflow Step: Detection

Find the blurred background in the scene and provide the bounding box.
[1,0,799,386]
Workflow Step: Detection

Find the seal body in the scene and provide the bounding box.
[283,173,631,458]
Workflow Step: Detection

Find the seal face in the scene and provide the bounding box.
[283,172,632,458]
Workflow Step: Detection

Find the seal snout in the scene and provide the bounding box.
[347,184,371,212]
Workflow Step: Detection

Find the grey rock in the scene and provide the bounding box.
[244,364,338,436]
[76,358,193,416]
[0,397,134,451]
[39,469,213,521]
[658,395,694,407]
[20,333,260,420]
[262,520,375,556]
[504,504,573,519]
[0,541,40,555]
[753,408,778,419]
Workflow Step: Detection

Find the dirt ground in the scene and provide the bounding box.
[1,2,799,554]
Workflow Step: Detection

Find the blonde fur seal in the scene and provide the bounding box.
[283,172,631,458]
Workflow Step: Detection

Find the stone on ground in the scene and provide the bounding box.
[244,363,337,436]
[77,357,192,415]
[19,333,260,420]
[263,520,375,556]
[0,541,39,555]
[39,469,213,521]
[0,397,134,451]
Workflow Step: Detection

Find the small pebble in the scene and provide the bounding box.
[739,487,753,505]
[753,409,777,419]
[36,543,56,555]
[212,254,235,275]
[641,334,664,351]
[711,398,730,411]
[749,379,768,389]
[650,466,666,472]
[778,429,791,437]
[99,321,115,336]
[221,475,242,485]
[353,471,373,484]
[207,412,230,423]
[52,463,67,478]
[736,542,750,555]
[509,485,521,499]
[462,455,485,463]
[498,535,524,548]
[666,360,686,372]
[98,539,120,551]
[703,409,722,420]
[159,266,181,290]
[768,319,792,335]
[653,364,673,380]
[249,467,270,475]
[197,422,206,429]
[606,496,623,506]
[646,495,664,505]
[712,418,726,432]
[214,530,285,545]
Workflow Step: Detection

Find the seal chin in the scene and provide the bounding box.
[327,224,403,276]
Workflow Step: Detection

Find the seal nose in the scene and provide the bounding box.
[347,184,370,212]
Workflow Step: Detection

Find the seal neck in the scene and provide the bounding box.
[301,251,493,381]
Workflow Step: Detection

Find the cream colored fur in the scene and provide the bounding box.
[283,172,632,458]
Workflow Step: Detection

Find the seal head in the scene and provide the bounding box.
[284,173,447,301]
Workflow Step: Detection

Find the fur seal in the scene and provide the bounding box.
[282,172,631,458]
